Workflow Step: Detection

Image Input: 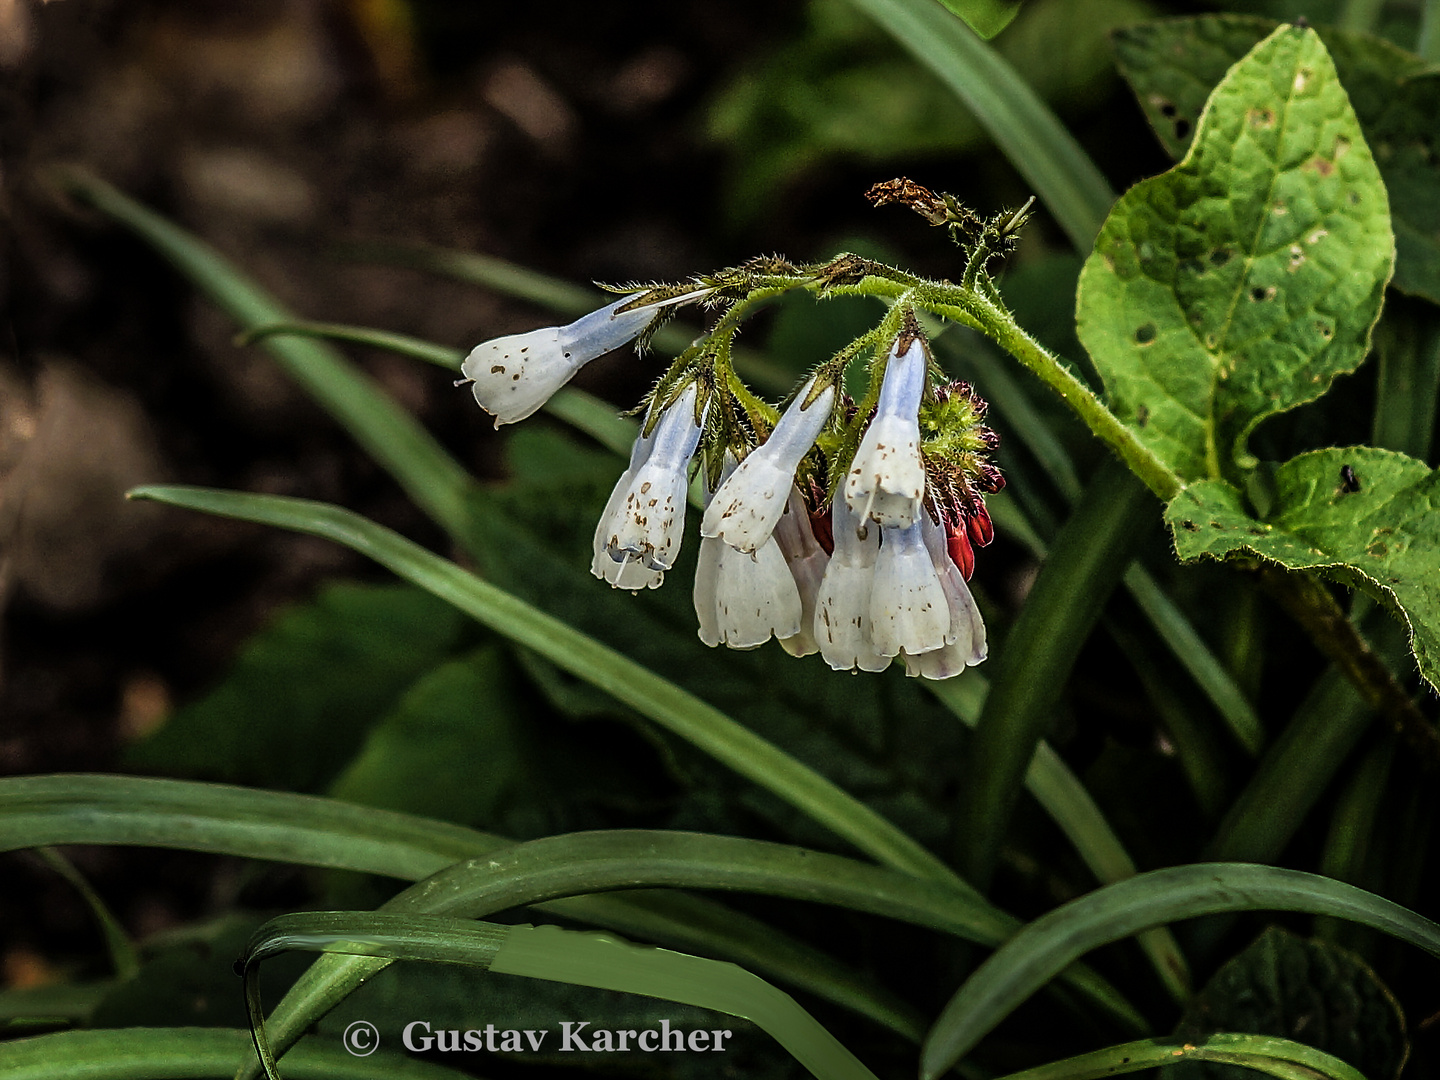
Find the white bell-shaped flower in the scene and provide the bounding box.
[773,486,828,658]
[701,379,835,553]
[593,383,703,574]
[869,516,950,658]
[463,289,705,427]
[694,535,803,650]
[814,488,890,673]
[591,424,665,590]
[694,458,803,649]
[844,336,928,529]
[900,512,986,678]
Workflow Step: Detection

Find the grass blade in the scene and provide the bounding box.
[0,774,915,1040]
[245,829,1141,1078]
[238,913,883,1080]
[922,863,1440,1078]
[989,1033,1367,1080]
[0,1028,467,1080]
[52,168,483,550]
[849,0,1114,251]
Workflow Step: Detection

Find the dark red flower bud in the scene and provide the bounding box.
[947,525,975,581]
[967,504,994,548]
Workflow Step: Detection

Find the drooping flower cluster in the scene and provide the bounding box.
[459,263,1003,679]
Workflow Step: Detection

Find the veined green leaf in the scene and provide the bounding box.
[1166,447,1440,692]
[922,863,1440,1079]
[1079,25,1394,482]
[238,914,882,1080]
[1113,15,1440,303]
[1171,927,1405,1080]
[988,1032,1369,1080]
[0,1027,467,1080]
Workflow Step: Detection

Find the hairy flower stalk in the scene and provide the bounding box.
[593,383,704,582]
[462,289,706,427]
[845,335,927,529]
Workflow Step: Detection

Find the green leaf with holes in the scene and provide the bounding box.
[1078,25,1393,484]
[1113,15,1440,304]
[1166,447,1440,692]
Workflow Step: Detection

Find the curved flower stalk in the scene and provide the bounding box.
[773,487,828,659]
[593,383,704,583]
[462,289,706,427]
[814,489,890,674]
[845,335,927,529]
[702,378,836,553]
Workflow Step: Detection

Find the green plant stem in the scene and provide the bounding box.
[825,267,1183,502]
[1256,567,1440,769]
[956,458,1158,889]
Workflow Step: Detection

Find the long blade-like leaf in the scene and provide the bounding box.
[989,1032,1367,1080]
[238,913,882,1080]
[0,1027,467,1080]
[0,775,913,1040]
[923,863,1440,1078]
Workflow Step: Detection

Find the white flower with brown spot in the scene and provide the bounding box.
[845,336,927,529]
[701,378,834,553]
[462,290,705,427]
[592,383,703,582]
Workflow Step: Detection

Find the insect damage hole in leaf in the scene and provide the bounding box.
[1077,24,1394,483]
